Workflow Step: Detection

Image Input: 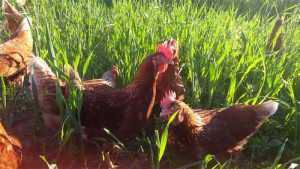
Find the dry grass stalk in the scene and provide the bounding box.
[266,16,284,53]
[274,31,285,57]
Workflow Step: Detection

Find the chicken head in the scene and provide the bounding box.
[160,90,188,123]
[153,45,174,73]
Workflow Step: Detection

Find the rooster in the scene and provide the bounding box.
[80,45,174,168]
[27,57,64,131]
[160,91,279,161]
[156,38,185,101]
[0,121,22,169]
[0,17,33,85]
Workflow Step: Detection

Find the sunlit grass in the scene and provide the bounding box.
[0,0,300,168]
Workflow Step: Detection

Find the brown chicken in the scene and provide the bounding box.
[81,47,174,138]
[27,57,63,131]
[0,121,22,169]
[81,46,174,168]
[0,17,33,85]
[2,0,23,34]
[66,65,119,90]
[160,91,279,161]
[156,38,185,101]
[27,60,119,131]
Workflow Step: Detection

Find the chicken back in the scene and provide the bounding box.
[160,91,279,160]
[65,65,119,91]
[98,65,119,88]
[0,122,22,169]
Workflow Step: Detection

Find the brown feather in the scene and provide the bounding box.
[28,62,119,131]
[81,68,118,90]
[27,57,66,131]
[65,65,119,90]
[81,52,172,140]
[2,0,23,33]
[83,79,115,90]
[162,99,278,160]
[0,122,22,169]
[0,18,33,84]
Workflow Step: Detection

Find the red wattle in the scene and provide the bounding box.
[158,64,168,73]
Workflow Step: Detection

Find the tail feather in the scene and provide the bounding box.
[63,64,82,90]
[256,101,279,120]
[27,57,52,74]
[2,0,7,9]
[18,17,31,32]
[2,0,23,33]
[27,57,56,91]
[63,64,82,82]
[0,122,8,136]
[0,12,32,84]
[27,57,61,131]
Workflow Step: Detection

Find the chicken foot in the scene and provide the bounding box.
[104,151,117,169]
[102,143,123,168]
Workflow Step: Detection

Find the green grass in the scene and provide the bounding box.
[1,0,300,168]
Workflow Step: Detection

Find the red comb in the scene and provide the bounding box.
[157,44,173,59]
[160,91,176,109]
[112,66,118,71]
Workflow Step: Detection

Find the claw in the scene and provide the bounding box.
[104,151,118,169]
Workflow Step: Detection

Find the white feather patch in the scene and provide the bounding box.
[261,101,279,116]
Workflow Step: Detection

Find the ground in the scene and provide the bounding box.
[4,97,168,169]
[4,104,277,169]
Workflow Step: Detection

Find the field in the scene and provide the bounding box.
[1,0,300,168]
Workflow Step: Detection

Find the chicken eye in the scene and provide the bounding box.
[170,106,175,110]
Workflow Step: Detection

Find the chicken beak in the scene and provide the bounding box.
[114,70,119,78]
[166,59,174,65]
[159,109,167,117]
[159,112,164,117]
[160,109,172,121]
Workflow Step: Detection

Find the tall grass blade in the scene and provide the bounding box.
[1,77,7,109]
[40,155,59,169]
[158,110,179,162]
[269,138,288,169]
